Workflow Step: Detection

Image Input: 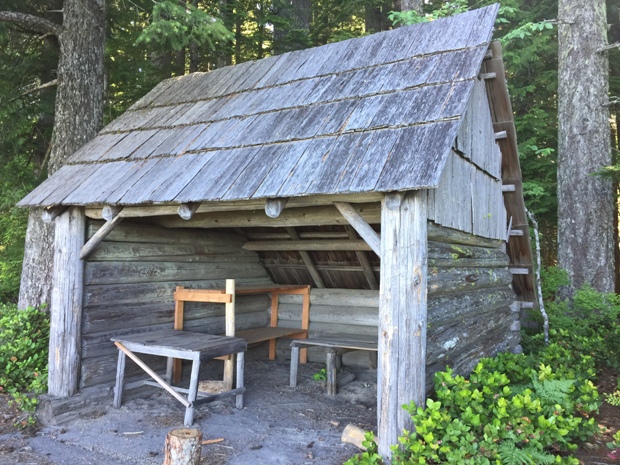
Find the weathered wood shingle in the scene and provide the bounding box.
[19,4,500,207]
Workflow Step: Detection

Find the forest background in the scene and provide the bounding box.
[0,0,618,304]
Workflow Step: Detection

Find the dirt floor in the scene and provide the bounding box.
[0,355,376,465]
[3,358,620,464]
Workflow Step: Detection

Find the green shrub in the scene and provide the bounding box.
[0,303,50,412]
[346,346,599,465]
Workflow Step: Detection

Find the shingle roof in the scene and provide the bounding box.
[19,4,499,207]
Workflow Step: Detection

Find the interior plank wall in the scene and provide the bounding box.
[276,224,519,390]
[80,221,274,388]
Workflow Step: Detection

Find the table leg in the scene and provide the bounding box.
[113,349,126,408]
[236,352,245,409]
[326,349,337,396]
[184,358,201,427]
[290,345,300,387]
[165,357,173,384]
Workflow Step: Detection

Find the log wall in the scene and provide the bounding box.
[80,221,273,388]
[277,226,519,389]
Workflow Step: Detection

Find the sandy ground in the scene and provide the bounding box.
[0,355,377,465]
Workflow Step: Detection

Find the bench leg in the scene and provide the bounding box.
[223,355,235,391]
[165,357,173,384]
[290,345,300,387]
[184,358,201,427]
[326,350,337,396]
[236,352,245,409]
[113,349,126,408]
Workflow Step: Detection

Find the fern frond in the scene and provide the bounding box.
[532,378,574,404]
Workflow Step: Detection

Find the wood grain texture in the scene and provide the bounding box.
[378,191,427,458]
[48,207,86,396]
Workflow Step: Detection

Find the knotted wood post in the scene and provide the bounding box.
[378,191,428,458]
[164,428,202,465]
[48,206,86,397]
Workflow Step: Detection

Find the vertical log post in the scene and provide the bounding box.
[378,191,428,458]
[223,279,235,390]
[48,206,86,397]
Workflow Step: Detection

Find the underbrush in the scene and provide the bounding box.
[0,303,49,423]
[346,273,618,465]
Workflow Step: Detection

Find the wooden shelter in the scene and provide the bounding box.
[19,4,534,457]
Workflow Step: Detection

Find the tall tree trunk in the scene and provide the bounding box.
[13,0,106,309]
[401,0,422,13]
[557,0,614,294]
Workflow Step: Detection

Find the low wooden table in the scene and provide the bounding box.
[289,337,378,395]
[112,329,247,426]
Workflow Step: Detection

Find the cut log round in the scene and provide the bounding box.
[164,428,203,465]
[341,424,369,450]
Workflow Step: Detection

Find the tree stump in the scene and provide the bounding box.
[164,428,202,465]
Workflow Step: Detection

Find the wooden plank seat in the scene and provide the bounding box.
[112,329,247,426]
[173,280,311,388]
[289,337,378,395]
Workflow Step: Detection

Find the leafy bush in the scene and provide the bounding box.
[0,303,49,412]
[346,344,600,465]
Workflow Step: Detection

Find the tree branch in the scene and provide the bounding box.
[11,79,57,102]
[0,11,63,36]
[598,42,620,53]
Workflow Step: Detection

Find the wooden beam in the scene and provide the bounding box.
[265,198,289,218]
[345,226,379,290]
[520,301,535,309]
[502,184,516,192]
[334,202,381,256]
[484,49,493,60]
[223,279,235,390]
[80,213,124,260]
[378,191,428,459]
[286,227,326,288]
[509,229,525,236]
[494,130,508,140]
[479,72,497,80]
[48,207,86,397]
[84,193,383,219]
[509,268,530,275]
[178,202,201,221]
[243,239,370,251]
[102,205,123,221]
[153,203,382,229]
[246,231,349,240]
[41,205,68,223]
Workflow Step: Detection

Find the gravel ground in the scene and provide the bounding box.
[0,357,377,465]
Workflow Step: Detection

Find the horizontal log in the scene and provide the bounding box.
[88,221,248,246]
[102,206,123,222]
[501,184,516,192]
[428,242,509,268]
[278,288,379,308]
[265,198,288,218]
[246,231,349,240]
[242,239,371,252]
[82,295,269,334]
[85,261,269,285]
[81,311,269,359]
[278,288,514,329]
[152,203,382,229]
[81,353,166,388]
[83,278,272,306]
[87,242,259,262]
[427,222,503,248]
[42,206,68,223]
[84,193,383,219]
[427,267,513,296]
[80,215,124,260]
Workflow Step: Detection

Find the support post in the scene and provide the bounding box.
[378,191,428,459]
[48,206,86,397]
[223,279,235,390]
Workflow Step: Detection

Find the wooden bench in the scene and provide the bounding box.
[173,280,310,387]
[289,337,378,395]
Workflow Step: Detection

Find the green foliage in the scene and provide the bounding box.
[136,1,232,52]
[346,341,600,465]
[313,368,327,382]
[388,0,468,26]
[0,303,49,413]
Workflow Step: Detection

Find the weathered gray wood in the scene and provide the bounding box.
[113,350,126,408]
[378,191,427,458]
[178,202,201,220]
[236,352,245,409]
[289,345,300,387]
[42,206,68,223]
[326,350,337,395]
[286,227,325,288]
[265,198,289,218]
[102,206,123,221]
[48,207,86,397]
[345,226,379,290]
[427,222,503,247]
[242,239,370,251]
[80,214,124,260]
[334,202,381,256]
